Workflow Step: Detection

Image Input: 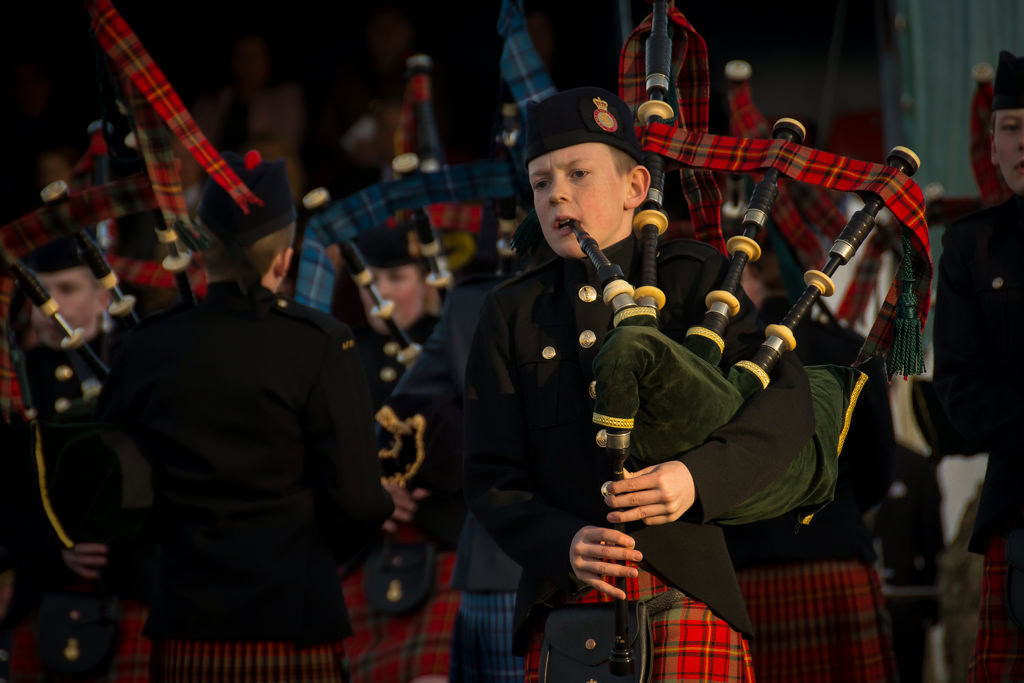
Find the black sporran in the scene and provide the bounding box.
[364,539,435,615]
[537,600,652,683]
[36,592,119,675]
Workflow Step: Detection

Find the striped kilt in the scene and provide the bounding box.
[9,598,150,682]
[736,560,898,682]
[523,567,753,683]
[150,639,346,682]
[969,532,1024,681]
[449,590,523,683]
[341,535,460,683]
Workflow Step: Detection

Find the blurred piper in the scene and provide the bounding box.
[21,238,112,419]
[351,222,441,409]
[933,50,1024,681]
[96,149,393,682]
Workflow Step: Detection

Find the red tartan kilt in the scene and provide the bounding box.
[341,532,460,683]
[736,560,898,683]
[970,532,1024,681]
[151,638,346,682]
[9,598,150,682]
[523,567,753,683]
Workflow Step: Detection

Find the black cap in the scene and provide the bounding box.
[24,238,84,274]
[197,150,296,247]
[355,222,422,269]
[524,87,643,166]
[993,50,1024,110]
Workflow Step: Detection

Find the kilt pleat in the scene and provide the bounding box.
[523,567,753,683]
[9,598,150,682]
[736,560,898,682]
[151,638,346,682]
[341,543,460,683]
[969,532,1024,682]
[449,590,523,683]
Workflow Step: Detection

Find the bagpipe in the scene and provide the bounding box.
[555,1,930,675]
[392,54,455,293]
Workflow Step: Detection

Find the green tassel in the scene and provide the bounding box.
[886,230,925,378]
[510,209,543,257]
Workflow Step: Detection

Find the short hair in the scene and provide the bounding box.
[201,222,296,279]
[609,146,641,176]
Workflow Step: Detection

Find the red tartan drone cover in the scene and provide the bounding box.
[620,2,930,366]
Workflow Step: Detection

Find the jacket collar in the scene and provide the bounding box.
[203,280,276,316]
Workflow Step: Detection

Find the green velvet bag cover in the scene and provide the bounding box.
[592,316,867,525]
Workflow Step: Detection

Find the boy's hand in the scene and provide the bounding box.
[569,526,642,600]
[61,543,109,580]
[602,460,695,526]
[381,483,431,533]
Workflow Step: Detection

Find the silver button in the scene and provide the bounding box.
[55,365,73,381]
[589,380,597,399]
[578,285,598,303]
[383,341,401,357]
[380,366,398,382]
[992,276,1005,289]
[595,429,608,447]
[54,397,72,414]
[542,346,557,360]
[579,330,597,348]
[276,298,287,308]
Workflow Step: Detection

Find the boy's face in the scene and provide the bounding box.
[528,142,645,259]
[358,263,436,334]
[29,266,108,349]
[991,108,1024,195]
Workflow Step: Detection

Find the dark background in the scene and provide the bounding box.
[0,0,882,223]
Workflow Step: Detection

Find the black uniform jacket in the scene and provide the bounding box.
[934,195,1024,551]
[725,298,896,568]
[97,282,393,645]
[355,314,439,410]
[463,234,814,640]
[387,274,523,591]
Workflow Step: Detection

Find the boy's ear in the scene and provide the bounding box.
[278,247,294,277]
[624,164,651,210]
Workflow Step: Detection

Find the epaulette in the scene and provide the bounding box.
[269,296,347,338]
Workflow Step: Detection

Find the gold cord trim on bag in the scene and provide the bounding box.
[612,306,657,327]
[592,412,634,429]
[837,372,869,456]
[735,361,770,390]
[33,423,74,549]
[685,326,725,354]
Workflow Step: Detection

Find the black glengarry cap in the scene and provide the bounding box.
[993,50,1024,110]
[524,87,643,166]
[197,150,296,246]
[25,238,84,274]
[355,221,422,269]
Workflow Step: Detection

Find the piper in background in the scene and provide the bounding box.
[933,49,1024,682]
[97,150,393,682]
